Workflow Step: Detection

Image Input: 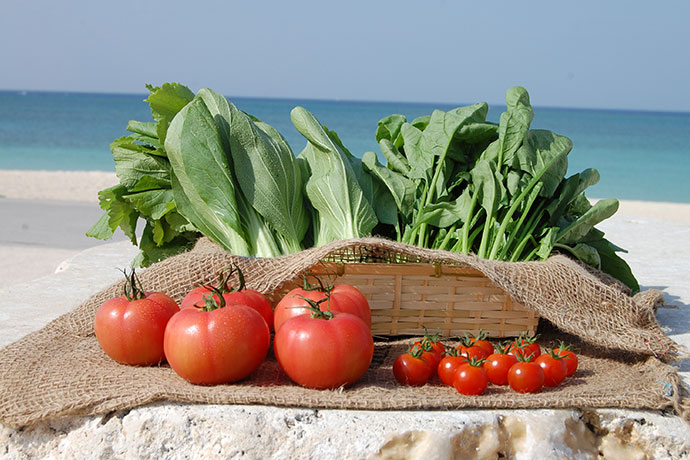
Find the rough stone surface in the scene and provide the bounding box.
[1,405,689,459]
[1,212,690,459]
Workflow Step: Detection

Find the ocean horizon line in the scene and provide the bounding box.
[1,88,689,117]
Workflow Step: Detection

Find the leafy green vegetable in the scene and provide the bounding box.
[291,106,378,245]
[86,84,198,266]
[370,86,639,291]
[89,82,638,292]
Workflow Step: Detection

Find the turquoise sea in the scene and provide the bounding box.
[1,90,688,203]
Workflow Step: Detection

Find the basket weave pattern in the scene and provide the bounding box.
[277,262,538,338]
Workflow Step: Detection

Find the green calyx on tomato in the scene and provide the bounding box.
[493,341,512,354]
[294,295,335,320]
[120,267,146,301]
[511,344,537,362]
[464,356,486,367]
[199,285,227,312]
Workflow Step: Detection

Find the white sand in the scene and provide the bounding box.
[0,170,118,202]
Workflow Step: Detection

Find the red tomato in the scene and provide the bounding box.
[331,284,371,328]
[483,349,518,386]
[414,331,445,375]
[94,269,179,366]
[507,361,544,393]
[457,343,489,361]
[437,354,468,386]
[468,330,494,358]
[274,311,373,389]
[273,288,341,331]
[554,343,578,377]
[536,352,568,387]
[274,283,371,331]
[393,345,433,386]
[181,270,274,331]
[509,334,541,361]
[453,361,489,395]
[164,302,270,385]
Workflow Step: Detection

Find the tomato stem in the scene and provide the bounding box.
[120,267,146,301]
[293,295,334,320]
[300,269,334,294]
[200,285,226,312]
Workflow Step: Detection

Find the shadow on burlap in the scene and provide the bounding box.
[0,237,688,428]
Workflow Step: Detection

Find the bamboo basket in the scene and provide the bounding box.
[275,261,539,339]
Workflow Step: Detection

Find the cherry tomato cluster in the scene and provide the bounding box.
[94,268,374,390]
[393,331,578,396]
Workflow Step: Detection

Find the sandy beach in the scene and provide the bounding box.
[1,169,690,288]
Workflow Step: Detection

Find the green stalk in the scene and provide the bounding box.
[415,150,450,248]
[509,217,542,261]
[477,205,495,259]
[461,189,479,253]
[437,223,457,251]
[498,192,544,260]
[487,149,569,260]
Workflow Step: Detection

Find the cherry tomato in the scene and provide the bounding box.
[274,310,373,389]
[437,352,468,386]
[164,298,270,385]
[508,361,544,393]
[393,344,433,386]
[453,360,488,395]
[536,351,568,387]
[414,330,445,375]
[483,344,518,386]
[468,330,494,358]
[509,334,541,361]
[457,335,490,361]
[94,269,179,366]
[553,342,578,377]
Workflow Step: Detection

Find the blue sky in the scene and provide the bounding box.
[1,0,688,111]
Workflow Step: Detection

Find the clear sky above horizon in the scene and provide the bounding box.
[1,0,689,112]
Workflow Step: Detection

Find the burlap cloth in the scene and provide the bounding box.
[0,237,688,428]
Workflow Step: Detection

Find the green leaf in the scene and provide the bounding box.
[85,213,114,240]
[145,82,195,145]
[376,114,406,144]
[292,106,378,242]
[362,150,416,218]
[569,243,602,269]
[379,139,411,175]
[126,120,158,138]
[123,188,175,220]
[546,169,600,223]
[165,96,251,255]
[497,86,534,167]
[536,227,558,260]
[471,160,507,217]
[557,198,619,244]
[415,190,473,228]
[134,222,195,267]
[411,115,431,131]
[110,137,171,189]
[515,130,572,197]
[587,238,640,293]
[400,123,431,180]
[226,104,309,253]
